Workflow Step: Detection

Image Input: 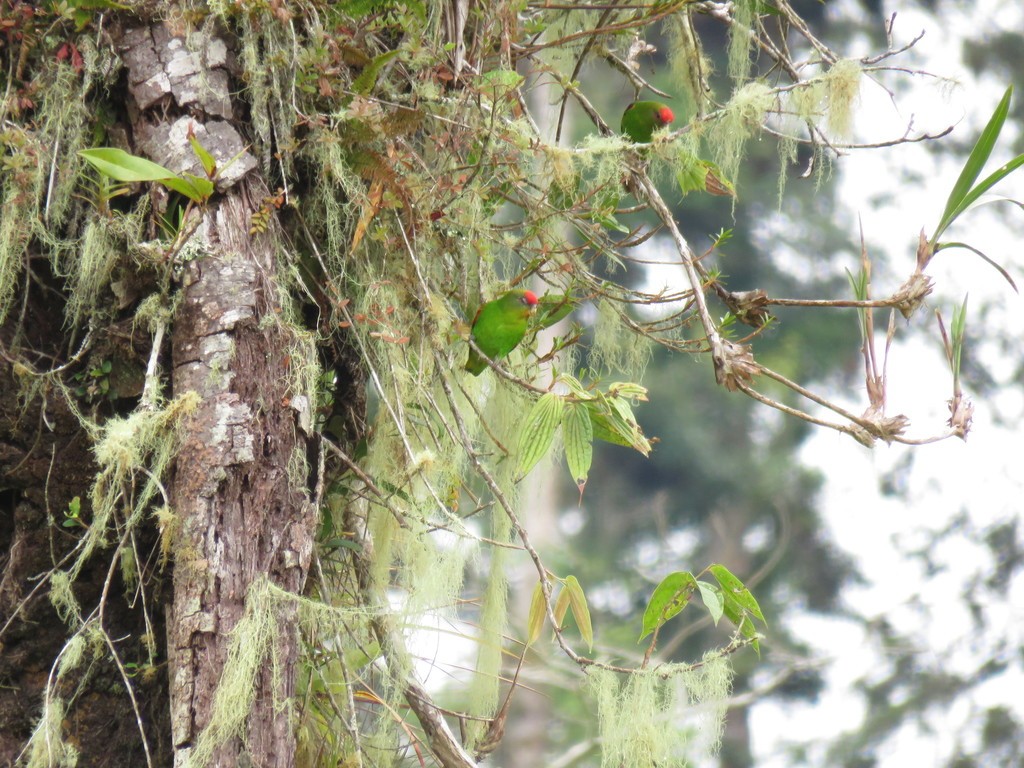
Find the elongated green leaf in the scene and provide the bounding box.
[352,49,402,95]
[698,581,725,626]
[709,563,765,623]
[526,582,546,646]
[587,396,652,456]
[534,294,575,329]
[556,373,594,400]
[554,585,572,627]
[161,174,214,203]
[516,393,564,480]
[606,382,648,401]
[565,575,593,652]
[933,86,1012,241]
[562,402,593,491]
[639,571,697,640]
[937,152,1024,245]
[189,133,217,177]
[79,147,177,182]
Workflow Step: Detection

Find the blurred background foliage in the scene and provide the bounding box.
[491,1,1024,766]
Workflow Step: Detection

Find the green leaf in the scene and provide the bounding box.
[562,402,593,492]
[553,585,572,627]
[526,582,546,646]
[516,393,564,480]
[352,49,402,95]
[592,211,630,233]
[676,155,707,196]
[606,382,648,401]
[933,86,1014,242]
[565,575,593,652]
[534,294,575,329]
[698,581,725,626]
[555,373,593,400]
[79,148,177,182]
[709,563,765,623]
[189,132,218,177]
[639,571,697,640]
[587,400,652,456]
[478,69,525,96]
[163,174,214,203]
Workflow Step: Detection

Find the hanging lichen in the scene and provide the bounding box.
[588,653,734,767]
[728,0,757,83]
[823,59,862,138]
[710,81,776,188]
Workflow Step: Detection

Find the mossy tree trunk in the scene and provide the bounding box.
[0,13,359,767]
[117,22,323,768]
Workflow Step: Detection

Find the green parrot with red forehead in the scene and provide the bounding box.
[465,289,539,375]
[620,101,675,143]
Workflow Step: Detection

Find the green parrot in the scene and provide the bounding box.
[620,101,675,143]
[465,289,539,375]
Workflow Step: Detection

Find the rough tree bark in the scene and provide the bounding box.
[115,22,319,768]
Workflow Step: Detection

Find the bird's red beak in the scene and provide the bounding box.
[659,106,675,126]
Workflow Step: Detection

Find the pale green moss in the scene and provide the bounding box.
[667,12,709,117]
[728,0,756,83]
[823,59,862,138]
[590,299,652,379]
[191,578,282,768]
[24,696,78,768]
[588,653,733,767]
[710,81,775,188]
[69,393,200,581]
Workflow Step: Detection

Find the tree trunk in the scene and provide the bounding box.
[113,21,319,768]
[166,181,317,767]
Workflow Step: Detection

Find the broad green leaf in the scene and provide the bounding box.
[565,575,593,652]
[562,402,593,491]
[588,395,652,456]
[526,582,546,646]
[79,148,177,182]
[606,382,648,401]
[698,581,725,625]
[677,157,707,197]
[587,402,652,455]
[639,571,697,640]
[709,563,766,623]
[516,393,564,480]
[556,373,593,400]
